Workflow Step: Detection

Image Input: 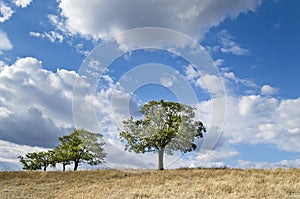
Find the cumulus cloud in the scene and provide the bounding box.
[13,0,33,8]
[160,73,177,87]
[0,57,79,147]
[261,84,279,95]
[189,93,300,168]
[0,30,13,54]
[0,0,33,25]
[223,96,300,152]
[185,63,300,155]
[187,65,300,156]
[0,57,139,146]
[0,2,13,23]
[55,0,261,42]
[238,95,279,116]
[185,64,225,96]
[213,59,225,67]
[194,145,238,167]
[0,140,48,171]
[187,63,259,97]
[29,31,64,43]
[0,57,151,169]
[218,30,249,55]
[223,71,258,89]
[0,107,68,148]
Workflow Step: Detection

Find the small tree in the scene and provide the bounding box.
[55,129,106,171]
[38,150,55,171]
[18,150,55,171]
[52,146,71,171]
[120,100,206,170]
[18,152,41,171]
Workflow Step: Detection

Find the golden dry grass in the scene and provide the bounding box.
[1,168,300,198]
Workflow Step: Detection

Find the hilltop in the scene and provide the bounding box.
[1,168,300,198]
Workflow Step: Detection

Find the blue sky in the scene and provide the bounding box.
[0,0,300,170]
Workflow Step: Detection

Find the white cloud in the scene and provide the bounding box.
[13,0,33,8]
[190,94,300,169]
[185,64,260,98]
[55,0,261,42]
[261,84,279,95]
[29,31,41,37]
[226,96,300,152]
[238,95,279,116]
[238,159,300,168]
[0,107,68,148]
[0,107,13,118]
[198,74,225,95]
[0,57,152,169]
[194,145,239,167]
[0,30,13,54]
[185,64,225,96]
[0,2,13,23]
[223,71,258,88]
[213,59,224,67]
[29,31,64,43]
[218,30,249,56]
[160,73,176,87]
[0,0,33,25]
[0,57,79,147]
[185,65,300,154]
[0,60,5,68]
[0,140,48,171]
[0,58,138,146]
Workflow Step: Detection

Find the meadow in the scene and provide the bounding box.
[1,168,300,198]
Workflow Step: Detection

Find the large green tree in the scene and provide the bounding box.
[18,150,55,171]
[55,129,106,171]
[120,100,206,170]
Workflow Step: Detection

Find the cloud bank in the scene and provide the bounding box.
[55,0,261,41]
[1,56,300,170]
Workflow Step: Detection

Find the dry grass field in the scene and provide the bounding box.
[1,168,300,198]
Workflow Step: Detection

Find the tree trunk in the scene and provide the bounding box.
[74,160,79,171]
[158,148,165,170]
[62,163,66,172]
[43,166,47,171]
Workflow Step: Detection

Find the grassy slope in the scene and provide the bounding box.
[1,168,300,198]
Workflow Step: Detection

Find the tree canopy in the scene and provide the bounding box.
[120,100,206,170]
[18,129,106,171]
[55,129,106,171]
[18,150,55,171]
